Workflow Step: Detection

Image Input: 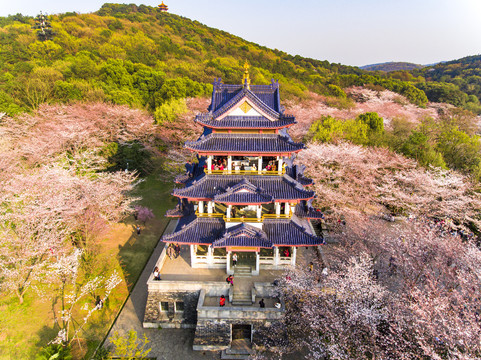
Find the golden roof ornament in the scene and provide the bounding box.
[242,61,251,90]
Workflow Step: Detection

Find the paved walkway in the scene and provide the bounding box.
[104,220,219,360]
[104,219,318,359]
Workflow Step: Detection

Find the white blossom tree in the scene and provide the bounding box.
[49,248,122,346]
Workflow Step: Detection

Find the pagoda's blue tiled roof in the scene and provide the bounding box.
[209,79,282,117]
[213,179,273,204]
[161,217,323,247]
[175,173,190,184]
[173,175,314,201]
[162,217,225,244]
[165,201,194,218]
[263,219,324,246]
[195,114,296,129]
[297,174,314,186]
[185,133,305,154]
[295,203,324,219]
[212,87,280,119]
[212,223,272,248]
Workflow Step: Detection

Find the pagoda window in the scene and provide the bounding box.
[212,156,227,170]
[261,156,277,171]
[279,246,292,258]
[175,301,184,312]
[160,302,169,312]
[260,248,274,257]
[213,248,226,257]
[262,204,275,215]
[196,245,208,256]
[232,205,257,219]
[214,203,225,215]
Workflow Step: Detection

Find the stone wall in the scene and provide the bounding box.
[144,290,200,328]
[143,281,231,328]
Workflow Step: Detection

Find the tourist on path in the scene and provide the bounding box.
[220,295,226,307]
[259,298,265,308]
[153,266,161,280]
[95,296,103,310]
[232,253,238,266]
[167,244,175,259]
[136,225,141,235]
[226,275,234,286]
[174,243,181,258]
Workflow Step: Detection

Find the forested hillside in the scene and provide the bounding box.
[361,61,424,72]
[0,3,434,117]
[411,55,481,112]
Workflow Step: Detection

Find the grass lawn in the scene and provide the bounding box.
[0,172,176,360]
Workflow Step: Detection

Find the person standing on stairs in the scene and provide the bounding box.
[232,253,238,267]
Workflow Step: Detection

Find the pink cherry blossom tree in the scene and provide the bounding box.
[0,164,137,303]
[297,142,481,229]
[134,205,155,225]
[255,142,481,359]
[0,104,148,304]
[262,218,481,360]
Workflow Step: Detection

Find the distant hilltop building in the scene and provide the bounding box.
[158,1,168,12]
[143,64,324,356]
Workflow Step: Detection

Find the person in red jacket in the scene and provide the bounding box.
[220,295,226,307]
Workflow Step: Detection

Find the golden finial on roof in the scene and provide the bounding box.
[242,61,251,89]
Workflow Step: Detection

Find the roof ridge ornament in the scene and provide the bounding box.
[242,61,251,90]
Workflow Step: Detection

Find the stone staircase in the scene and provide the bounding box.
[231,275,253,306]
[234,265,251,277]
[232,288,253,306]
[310,219,323,237]
[221,347,252,360]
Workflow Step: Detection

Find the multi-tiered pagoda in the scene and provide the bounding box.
[158,1,168,11]
[163,64,324,275]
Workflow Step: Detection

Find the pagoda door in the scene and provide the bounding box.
[238,252,256,266]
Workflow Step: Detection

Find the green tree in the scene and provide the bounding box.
[400,131,446,168]
[307,116,344,143]
[154,97,187,125]
[327,84,346,98]
[15,67,63,109]
[436,127,481,174]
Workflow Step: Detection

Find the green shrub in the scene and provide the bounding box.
[327,84,347,98]
[35,344,72,360]
[154,98,187,125]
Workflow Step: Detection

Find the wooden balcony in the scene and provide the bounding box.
[195,212,292,222]
[207,169,285,176]
[195,212,224,218]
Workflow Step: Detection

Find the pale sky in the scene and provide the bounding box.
[1,0,481,66]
